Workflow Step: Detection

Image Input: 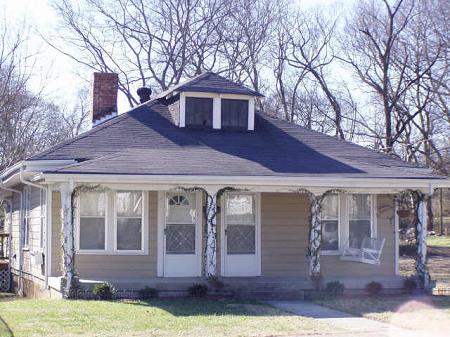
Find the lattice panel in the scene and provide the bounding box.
[0,268,10,292]
[227,225,255,254]
[166,224,195,254]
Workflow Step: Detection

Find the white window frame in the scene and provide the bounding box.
[75,190,149,255]
[179,91,255,130]
[320,194,340,255]
[75,191,108,254]
[320,193,377,255]
[113,190,148,255]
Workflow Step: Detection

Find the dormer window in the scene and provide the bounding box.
[185,97,213,128]
[221,99,248,130]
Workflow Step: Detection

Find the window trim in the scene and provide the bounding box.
[320,193,341,255]
[320,193,377,255]
[22,186,31,250]
[75,190,149,255]
[113,190,147,254]
[75,191,108,254]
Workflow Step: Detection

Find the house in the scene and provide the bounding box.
[1,72,449,298]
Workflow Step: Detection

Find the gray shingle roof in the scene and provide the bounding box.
[29,100,441,180]
[155,72,264,99]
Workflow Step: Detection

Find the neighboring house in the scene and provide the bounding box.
[0,72,449,298]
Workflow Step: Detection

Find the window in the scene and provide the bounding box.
[321,194,339,252]
[225,193,256,254]
[115,191,143,251]
[221,99,248,130]
[23,187,31,248]
[348,194,372,249]
[39,189,47,249]
[165,193,197,254]
[185,97,213,128]
[79,191,106,250]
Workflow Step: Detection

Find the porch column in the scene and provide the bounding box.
[60,181,75,298]
[416,195,431,289]
[308,194,322,278]
[204,187,219,277]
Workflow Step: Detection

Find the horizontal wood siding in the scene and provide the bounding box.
[261,193,309,277]
[74,191,158,279]
[321,194,395,277]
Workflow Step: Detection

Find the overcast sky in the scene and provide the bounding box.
[1,0,356,113]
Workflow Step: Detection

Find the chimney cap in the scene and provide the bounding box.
[137,87,152,103]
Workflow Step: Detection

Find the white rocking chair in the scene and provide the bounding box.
[340,237,385,265]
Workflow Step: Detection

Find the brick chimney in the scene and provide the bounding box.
[91,72,119,127]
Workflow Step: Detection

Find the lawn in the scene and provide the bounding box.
[428,235,450,247]
[0,295,334,337]
[314,295,450,330]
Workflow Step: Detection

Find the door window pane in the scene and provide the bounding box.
[116,191,143,251]
[321,194,339,251]
[225,194,256,255]
[225,194,255,224]
[166,193,196,224]
[79,192,106,250]
[349,194,372,248]
[166,224,195,254]
[227,225,255,254]
[185,97,213,128]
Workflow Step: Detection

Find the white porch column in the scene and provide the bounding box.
[60,181,75,298]
[417,196,431,289]
[204,187,219,277]
[308,194,322,277]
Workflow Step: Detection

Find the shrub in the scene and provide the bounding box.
[324,281,345,297]
[138,286,159,300]
[208,276,225,291]
[188,283,208,297]
[93,282,114,300]
[402,278,417,294]
[365,281,383,296]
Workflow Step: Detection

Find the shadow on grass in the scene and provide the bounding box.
[126,298,285,317]
[0,315,14,337]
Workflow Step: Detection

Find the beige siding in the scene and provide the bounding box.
[8,185,46,280]
[261,193,309,277]
[74,191,158,279]
[321,194,395,277]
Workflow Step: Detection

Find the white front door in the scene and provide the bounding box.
[222,193,261,276]
[163,192,201,277]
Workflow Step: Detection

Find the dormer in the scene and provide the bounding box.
[157,72,264,131]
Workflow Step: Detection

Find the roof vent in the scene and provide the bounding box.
[137,87,152,103]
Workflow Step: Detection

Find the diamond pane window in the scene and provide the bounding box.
[166,224,195,254]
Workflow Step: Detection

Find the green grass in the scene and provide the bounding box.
[427,235,450,247]
[314,295,450,330]
[0,297,334,337]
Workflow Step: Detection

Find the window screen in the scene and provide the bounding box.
[185,97,213,128]
[79,192,106,250]
[348,194,372,249]
[321,194,339,251]
[221,99,248,129]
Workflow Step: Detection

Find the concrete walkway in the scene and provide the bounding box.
[267,300,407,337]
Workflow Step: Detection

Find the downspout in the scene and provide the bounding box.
[19,167,50,287]
[0,185,23,295]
